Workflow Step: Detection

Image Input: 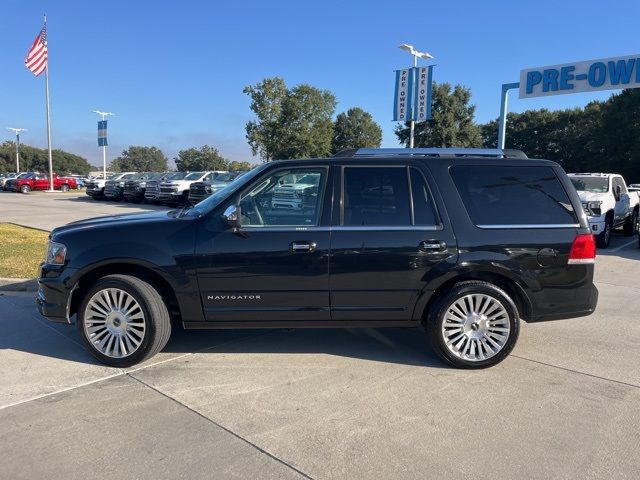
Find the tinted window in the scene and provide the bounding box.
[450,165,577,226]
[343,167,410,226]
[410,168,438,225]
[240,168,325,227]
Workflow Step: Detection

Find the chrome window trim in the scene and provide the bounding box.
[237,225,443,232]
[477,224,580,229]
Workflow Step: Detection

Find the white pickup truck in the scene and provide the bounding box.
[568,173,640,248]
[157,171,226,205]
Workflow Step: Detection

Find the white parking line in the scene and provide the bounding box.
[608,239,637,253]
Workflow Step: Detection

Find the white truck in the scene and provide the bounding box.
[568,173,639,248]
[157,171,225,205]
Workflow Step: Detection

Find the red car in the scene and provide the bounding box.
[7,172,77,193]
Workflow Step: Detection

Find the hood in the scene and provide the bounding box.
[576,190,606,203]
[51,210,177,238]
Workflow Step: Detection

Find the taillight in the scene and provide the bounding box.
[568,233,596,264]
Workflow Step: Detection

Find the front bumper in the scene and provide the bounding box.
[36,267,79,324]
[586,216,606,234]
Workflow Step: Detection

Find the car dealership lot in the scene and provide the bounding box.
[1,190,639,479]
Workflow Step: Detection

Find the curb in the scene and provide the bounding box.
[0,277,38,292]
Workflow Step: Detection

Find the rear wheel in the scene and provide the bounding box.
[426,281,520,369]
[77,274,172,367]
[20,184,31,194]
[596,215,612,248]
[623,209,638,236]
[60,184,70,192]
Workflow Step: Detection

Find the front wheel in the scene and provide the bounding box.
[426,281,520,369]
[20,185,31,194]
[77,274,172,367]
[596,216,612,248]
[60,184,70,192]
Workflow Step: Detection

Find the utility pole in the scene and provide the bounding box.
[7,128,27,172]
[92,110,114,179]
[398,44,434,148]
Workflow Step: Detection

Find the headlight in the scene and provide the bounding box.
[205,186,212,193]
[45,241,67,265]
[139,182,146,188]
[583,201,602,216]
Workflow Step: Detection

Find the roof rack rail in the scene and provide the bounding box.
[337,148,528,159]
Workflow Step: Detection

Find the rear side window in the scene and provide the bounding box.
[450,165,577,226]
[343,167,410,226]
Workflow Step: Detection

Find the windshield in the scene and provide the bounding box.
[164,172,187,180]
[190,164,267,216]
[212,172,235,182]
[184,172,205,180]
[571,177,609,193]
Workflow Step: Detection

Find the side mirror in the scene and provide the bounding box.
[222,204,241,228]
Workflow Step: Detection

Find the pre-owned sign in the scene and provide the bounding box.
[519,54,640,99]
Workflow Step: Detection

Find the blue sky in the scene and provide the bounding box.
[1,0,638,167]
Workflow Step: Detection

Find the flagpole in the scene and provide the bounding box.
[44,13,54,192]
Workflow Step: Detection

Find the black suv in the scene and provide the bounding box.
[36,148,598,368]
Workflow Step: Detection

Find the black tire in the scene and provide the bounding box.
[623,209,638,236]
[20,184,31,194]
[596,215,613,248]
[60,184,70,192]
[76,274,172,367]
[426,281,520,369]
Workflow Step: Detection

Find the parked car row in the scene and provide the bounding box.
[85,170,246,206]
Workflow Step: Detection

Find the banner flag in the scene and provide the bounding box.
[392,68,414,121]
[98,120,108,146]
[413,66,433,121]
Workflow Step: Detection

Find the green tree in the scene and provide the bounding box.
[0,142,91,175]
[110,146,167,172]
[228,160,253,171]
[174,145,229,171]
[244,77,337,160]
[395,82,482,148]
[331,107,382,154]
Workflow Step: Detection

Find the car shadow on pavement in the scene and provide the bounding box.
[3,310,447,369]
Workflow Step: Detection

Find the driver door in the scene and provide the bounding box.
[195,165,332,324]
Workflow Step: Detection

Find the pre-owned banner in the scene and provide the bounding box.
[98,120,108,146]
[393,68,414,121]
[413,66,433,121]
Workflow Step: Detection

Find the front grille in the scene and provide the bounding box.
[273,190,298,200]
[160,186,178,194]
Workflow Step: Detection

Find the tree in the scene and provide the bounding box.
[110,146,167,172]
[331,107,382,154]
[0,142,92,175]
[228,160,253,171]
[244,77,337,160]
[174,145,229,171]
[395,82,482,148]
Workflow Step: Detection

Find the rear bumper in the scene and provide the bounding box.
[526,283,598,322]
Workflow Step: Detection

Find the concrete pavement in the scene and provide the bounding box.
[1,246,639,479]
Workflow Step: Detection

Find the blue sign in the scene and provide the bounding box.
[393,66,434,121]
[98,120,108,146]
[520,54,640,98]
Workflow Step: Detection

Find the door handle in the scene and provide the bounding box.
[419,240,446,252]
[290,241,317,253]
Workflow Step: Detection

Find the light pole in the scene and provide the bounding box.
[7,128,27,172]
[398,44,434,148]
[92,110,114,179]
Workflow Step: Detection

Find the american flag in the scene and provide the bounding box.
[25,25,48,76]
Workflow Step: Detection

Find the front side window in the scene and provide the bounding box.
[239,168,325,227]
[451,165,578,226]
[343,167,411,226]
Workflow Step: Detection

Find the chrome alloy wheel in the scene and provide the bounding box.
[441,294,510,362]
[83,288,146,358]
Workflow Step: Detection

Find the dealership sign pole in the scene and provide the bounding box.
[395,44,434,148]
[498,54,640,149]
[7,127,27,173]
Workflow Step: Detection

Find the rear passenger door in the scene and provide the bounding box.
[329,164,457,322]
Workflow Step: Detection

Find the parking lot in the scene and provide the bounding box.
[1,190,639,479]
